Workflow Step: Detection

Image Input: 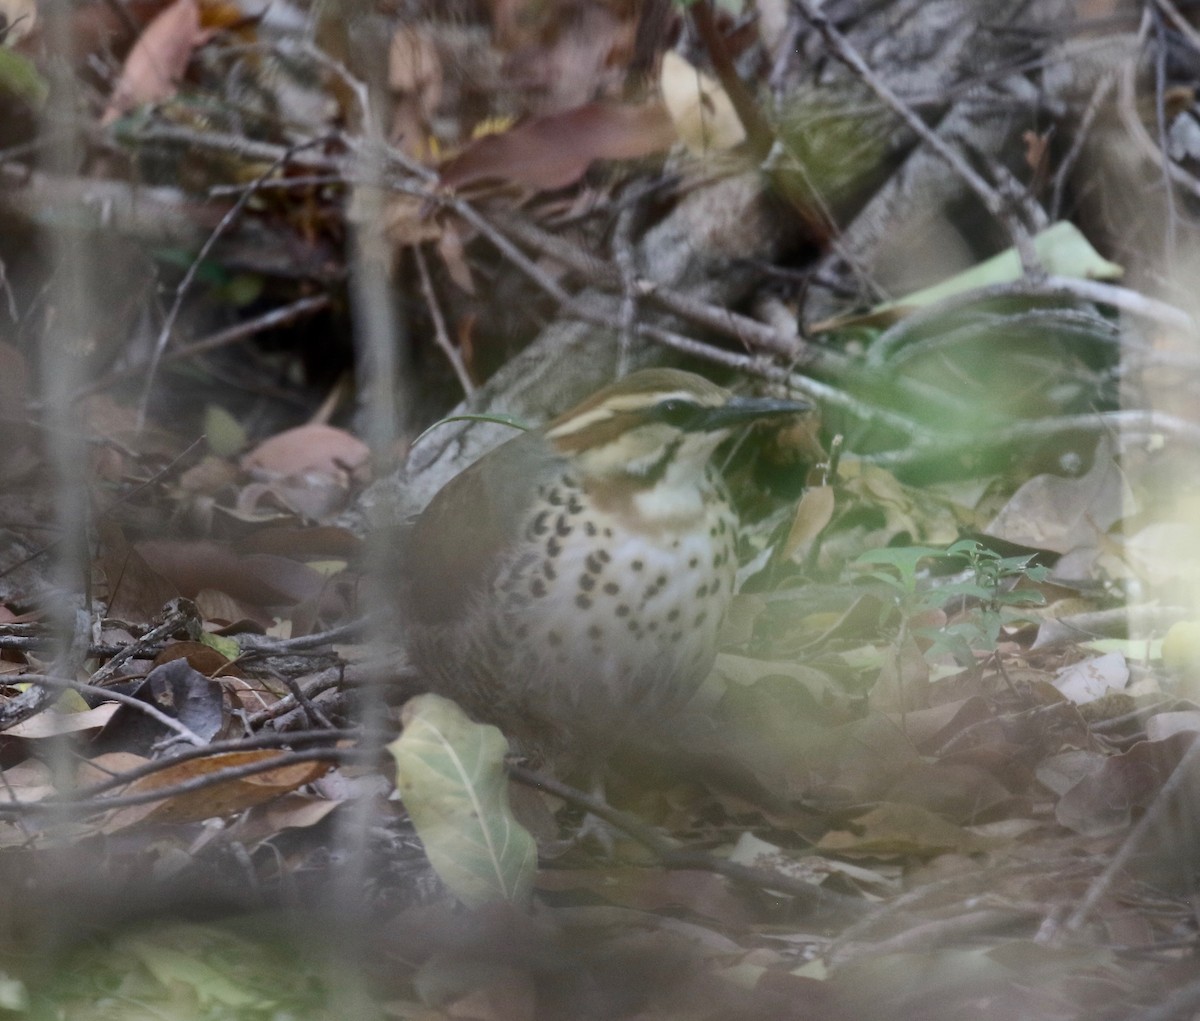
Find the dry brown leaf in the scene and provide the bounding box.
[439,101,676,193]
[388,25,442,105]
[100,0,207,126]
[242,423,370,480]
[102,749,334,831]
[783,485,834,561]
[4,703,119,739]
[135,538,327,606]
[151,639,238,676]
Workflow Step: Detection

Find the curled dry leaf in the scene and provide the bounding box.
[0,0,36,45]
[239,423,371,520]
[100,0,208,126]
[241,423,370,481]
[659,50,746,155]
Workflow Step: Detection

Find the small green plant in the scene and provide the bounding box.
[855,539,1049,670]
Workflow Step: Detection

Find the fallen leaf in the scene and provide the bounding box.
[659,50,746,154]
[100,0,208,126]
[439,101,676,193]
[103,749,334,831]
[389,694,536,908]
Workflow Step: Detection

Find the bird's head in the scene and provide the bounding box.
[544,369,808,487]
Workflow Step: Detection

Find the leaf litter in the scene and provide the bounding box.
[0,0,1198,1018]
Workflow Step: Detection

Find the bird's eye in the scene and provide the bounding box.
[653,399,700,427]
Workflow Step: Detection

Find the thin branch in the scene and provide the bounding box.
[414,245,475,396]
[794,0,1042,274]
[508,764,872,919]
[135,137,332,429]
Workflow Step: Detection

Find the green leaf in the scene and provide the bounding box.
[203,404,246,458]
[389,694,536,908]
[876,221,1123,314]
[0,47,47,108]
[200,631,240,659]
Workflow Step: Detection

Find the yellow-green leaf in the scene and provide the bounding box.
[389,694,536,907]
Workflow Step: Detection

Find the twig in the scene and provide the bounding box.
[0,747,355,817]
[414,245,474,396]
[1151,6,1179,259]
[135,138,332,430]
[66,727,353,798]
[867,276,1194,367]
[1050,71,1117,222]
[76,295,331,399]
[509,764,871,918]
[236,620,365,655]
[1117,18,1200,203]
[864,409,1200,472]
[0,439,203,582]
[612,195,641,377]
[794,0,1042,274]
[10,674,207,746]
[1059,735,1200,937]
[690,0,776,159]
[245,667,344,728]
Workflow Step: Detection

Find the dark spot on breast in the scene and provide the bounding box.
[667,608,680,622]
[631,559,644,571]
[615,604,630,617]
[547,537,562,557]
[531,510,550,536]
[656,574,667,588]
[556,515,572,537]
[516,624,529,639]
[696,583,708,598]
[712,578,721,592]
[586,553,604,574]
[568,494,584,514]
[576,594,593,609]
[603,528,613,538]
[580,574,595,592]
[548,630,562,646]
[647,621,658,632]
[627,620,641,635]
[585,522,597,537]
[588,623,602,639]
[670,630,683,642]
[543,562,556,580]
[689,557,699,569]
[547,489,564,506]
[598,550,611,563]
[531,578,547,598]
[694,610,707,627]
[603,581,619,595]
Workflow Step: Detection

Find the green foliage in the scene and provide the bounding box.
[856,539,1048,667]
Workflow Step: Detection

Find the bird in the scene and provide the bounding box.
[401,368,808,773]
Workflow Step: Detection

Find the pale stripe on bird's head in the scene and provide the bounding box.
[543,369,807,484]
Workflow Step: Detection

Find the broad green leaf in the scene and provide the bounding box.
[877,221,1122,313]
[0,47,47,108]
[203,404,246,458]
[389,694,536,907]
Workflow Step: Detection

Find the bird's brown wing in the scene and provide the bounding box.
[402,432,561,624]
